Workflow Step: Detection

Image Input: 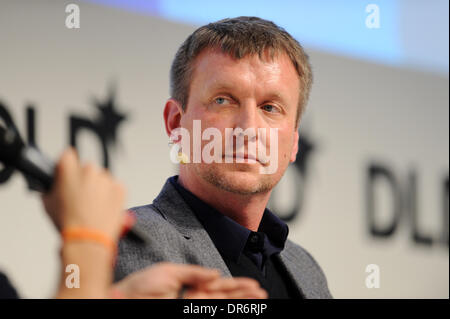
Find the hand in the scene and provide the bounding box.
[42,148,126,241]
[111,262,268,299]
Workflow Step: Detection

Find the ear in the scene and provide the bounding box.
[290,130,299,163]
[163,98,184,139]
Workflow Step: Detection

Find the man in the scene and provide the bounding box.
[115,16,332,299]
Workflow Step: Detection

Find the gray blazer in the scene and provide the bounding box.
[114,178,332,299]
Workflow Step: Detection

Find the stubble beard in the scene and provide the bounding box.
[194,163,281,195]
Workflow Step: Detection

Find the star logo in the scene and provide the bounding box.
[92,85,127,147]
[70,84,128,169]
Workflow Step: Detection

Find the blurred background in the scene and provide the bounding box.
[0,0,448,298]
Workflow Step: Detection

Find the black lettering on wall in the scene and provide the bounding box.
[407,170,433,245]
[366,164,402,237]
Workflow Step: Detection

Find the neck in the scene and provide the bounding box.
[178,170,271,231]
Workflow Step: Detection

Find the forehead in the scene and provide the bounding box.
[189,48,300,97]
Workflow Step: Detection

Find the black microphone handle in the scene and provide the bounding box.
[17,146,55,192]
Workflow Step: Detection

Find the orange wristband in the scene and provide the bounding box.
[61,227,117,254]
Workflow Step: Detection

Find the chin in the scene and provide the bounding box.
[196,163,279,195]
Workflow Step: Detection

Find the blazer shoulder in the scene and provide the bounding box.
[125,203,187,245]
[282,239,333,298]
[284,240,324,272]
[128,203,168,226]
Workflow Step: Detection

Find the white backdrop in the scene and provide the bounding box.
[0,0,448,298]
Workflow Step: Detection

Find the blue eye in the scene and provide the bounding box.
[215,97,227,105]
[262,104,278,113]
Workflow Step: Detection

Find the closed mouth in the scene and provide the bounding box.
[223,153,259,163]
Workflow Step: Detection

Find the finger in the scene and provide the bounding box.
[57,147,80,186]
[199,277,259,292]
[42,148,79,210]
[170,264,220,286]
[223,286,268,299]
[200,280,266,299]
[187,286,267,299]
[81,161,100,179]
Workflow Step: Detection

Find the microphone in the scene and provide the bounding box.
[0,125,54,192]
[0,125,149,244]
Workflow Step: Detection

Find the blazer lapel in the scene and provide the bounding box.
[151,179,232,277]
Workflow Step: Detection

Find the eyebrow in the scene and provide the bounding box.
[206,83,236,94]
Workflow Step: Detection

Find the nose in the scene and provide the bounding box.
[235,101,260,132]
[232,101,261,148]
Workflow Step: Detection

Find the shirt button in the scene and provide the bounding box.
[250,234,259,244]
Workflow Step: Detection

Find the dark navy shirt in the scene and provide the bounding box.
[169,176,302,298]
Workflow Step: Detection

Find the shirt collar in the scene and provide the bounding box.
[169,175,289,262]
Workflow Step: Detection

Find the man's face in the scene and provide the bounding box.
[179,48,300,195]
